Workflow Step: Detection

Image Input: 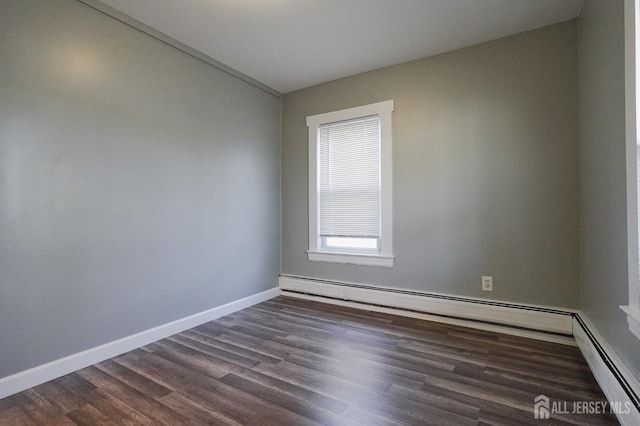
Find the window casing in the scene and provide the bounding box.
[306,100,394,267]
[621,0,640,340]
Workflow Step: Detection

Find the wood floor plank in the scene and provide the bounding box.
[350,385,478,426]
[30,380,86,414]
[65,404,115,426]
[83,388,154,426]
[174,384,255,425]
[95,359,172,399]
[76,366,190,425]
[229,367,349,414]
[159,391,243,426]
[387,383,480,420]
[215,331,294,359]
[114,351,214,391]
[182,379,321,426]
[0,406,37,426]
[253,359,383,404]
[0,393,30,413]
[286,351,419,391]
[341,404,408,426]
[166,334,260,368]
[0,296,619,425]
[400,336,599,390]
[478,365,607,402]
[19,390,71,426]
[150,339,234,378]
[239,308,347,342]
[181,329,281,364]
[246,305,352,335]
[218,373,349,425]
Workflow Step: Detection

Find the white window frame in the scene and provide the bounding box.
[306,100,394,267]
[621,0,640,340]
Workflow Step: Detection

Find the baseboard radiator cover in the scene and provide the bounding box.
[573,314,640,426]
[279,274,574,335]
[0,287,281,400]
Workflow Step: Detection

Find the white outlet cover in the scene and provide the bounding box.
[482,276,493,291]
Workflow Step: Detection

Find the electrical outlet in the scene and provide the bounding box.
[482,276,493,292]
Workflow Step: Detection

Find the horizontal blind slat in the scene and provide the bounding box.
[319,115,381,238]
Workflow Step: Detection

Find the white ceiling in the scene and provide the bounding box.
[98,0,584,94]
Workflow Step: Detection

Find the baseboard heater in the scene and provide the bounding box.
[573,314,640,420]
[279,274,573,335]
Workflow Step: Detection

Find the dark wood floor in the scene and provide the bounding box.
[0,296,619,425]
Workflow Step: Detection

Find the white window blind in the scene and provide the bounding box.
[319,115,381,240]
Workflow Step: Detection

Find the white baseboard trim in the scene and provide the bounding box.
[573,314,640,426]
[279,275,574,335]
[0,287,281,400]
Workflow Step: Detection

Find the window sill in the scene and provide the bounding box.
[620,305,640,341]
[307,250,394,267]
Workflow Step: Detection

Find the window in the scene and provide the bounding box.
[306,100,394,267]
[621,0,640,340]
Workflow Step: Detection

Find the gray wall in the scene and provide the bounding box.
[0,0,280,378]
[282,21,580,308]
[578,0,640,379]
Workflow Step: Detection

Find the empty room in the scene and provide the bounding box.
[2,0,640,424]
